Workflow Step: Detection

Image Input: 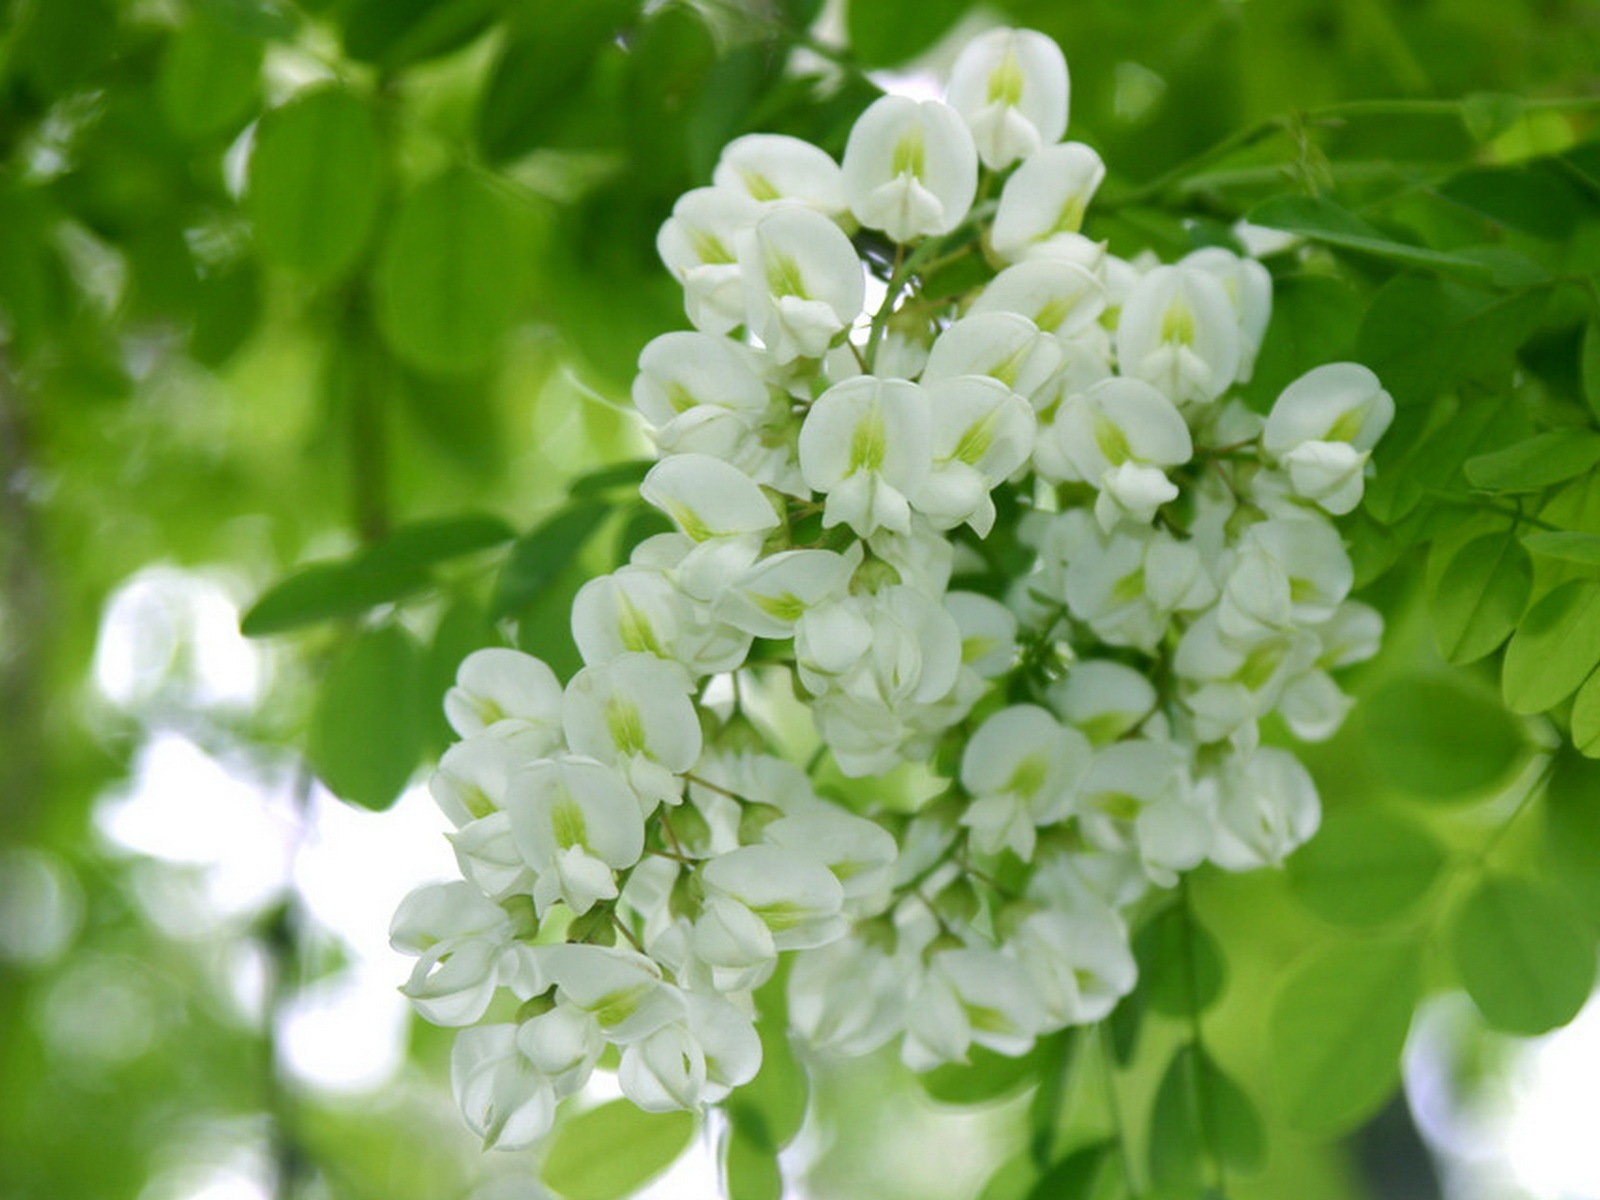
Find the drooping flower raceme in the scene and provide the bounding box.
[394,23,1392,1154]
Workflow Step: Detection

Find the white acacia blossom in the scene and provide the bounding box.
[396,25,1391,1154]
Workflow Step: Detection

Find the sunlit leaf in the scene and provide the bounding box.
[158,18,263,140]
[1450,876,1596,1034]
[248,87,382,281]
[1248,195,1497,281]
[493,502,610,618]
[1364,676,1524,799]
[1464,430,1600,492]
[374,169,521,374]
[1267,938,1420,1134]
[1289,807,1446,926]
[1428,530,1530,663]
[307,624,426,811]
[1147,1044,1265,1193]
[1503,579,1600,714]
[1133,902,1225,1018]
[846,0,968,67]
[1521,531,1600,566]
[541,1101,695,1200]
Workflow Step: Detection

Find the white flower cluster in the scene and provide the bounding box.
[392,27,1394,1149]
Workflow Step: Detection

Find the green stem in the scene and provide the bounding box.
[1179,879,1228,1199]
[1096,1023,1142,1198]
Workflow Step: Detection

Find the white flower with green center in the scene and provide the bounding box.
[516,1003,604,1099]
[1205,746,1321,871]
[713,132,846,216]
[1115,264,1242,405]
[904,946,1047,1069]
[701,844,847,951]
[1181,246,1273,384]
[506,756,645,917]
[843,95,978,242]
[946,26,1069,169]
[922,311,1063,408]
[764,807,899,914]
[632,330,769,428]
[444,648,564,749]
[1047,659,1158,744]
[1048,376,1193,529]
[737,206,864,363]
[945,590,1019,678]
[1263,362,1395,514]
[990,142,1107,261]
[1009,903,1136,1026]
[432,740,532,896]
[656,186,764,334]
[914,375,1036,536]
[562,653,701,811]
[798,376,933,536]
[1076,739,1211,886]
[450,1025,556,1151]
[391,881,521,1027]
[1173,609,1321,746]
[1059,519,1216,653]
[693,894,778,992]
[959,705,1091,859]
[570,567,687,668]
[970,257,1108,339]
[619,1022,708,1113]
[640,453,779,543]
[718,544,861,639]
[789,938,908,1056]
[1217,515,1353,642]
[540,943,685,1044]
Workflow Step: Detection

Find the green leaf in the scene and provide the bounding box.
[196,0,296,38]
[1247,195,1497,282]
[241,515,512,637]
[723,1126,782,1200]
[1357,277,1550,409]
[1267,938,1421,1134]
[241,557,430,637]
[158,19,263,140]
[1289,807,1446,926]
[541,1101,695,1200]
[1464,430,1600,492]
[1582,319,1600,424]
[493,502,611,619]
[1461,92,1525,143]
[1148,1044,1266,1194]
[1134,903,1225,1018]
[847,0,968,67]
[341,0,498,70]
[1024,1141,1115,1200]
[569,459,656,499]
[1503,579,1600,714]
[424,598,499,751]
[921,1042,1044,1107]
[374,169,522,374]
[307,624,426,811]
[1544,751,1600,921]
[1428,530,1530,664]
[247,87,382,282]
[1572,670,1600,757]
[475,0,641,163]
[363,514,515,571]
[1364,676,1524,799]
[1522,530,1600,566]
[1242,274,1363,411]
[726,972,808,1151]
[1450,876,1597,1035]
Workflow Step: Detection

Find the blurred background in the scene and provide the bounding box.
[2,0,1600,1197]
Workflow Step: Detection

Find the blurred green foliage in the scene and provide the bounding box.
[1,0,1599,1198]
